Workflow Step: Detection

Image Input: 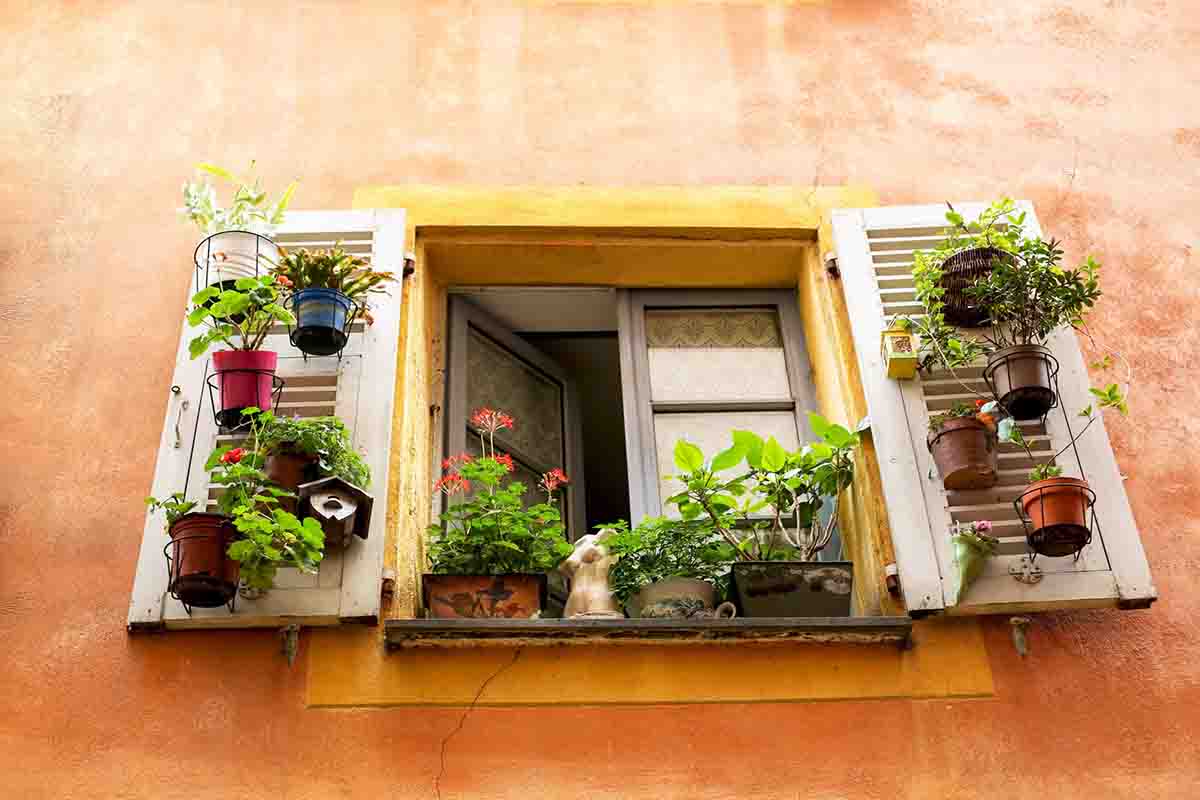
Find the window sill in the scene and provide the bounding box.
[384,616,913,651]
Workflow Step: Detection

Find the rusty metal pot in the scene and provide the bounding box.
[927,417,998,490]
[984,344,1058,420]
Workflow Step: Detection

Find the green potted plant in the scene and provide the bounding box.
[182,162,297,293]
[205,442,325,594]
[603,518,733,618]
[424,408,574,618]
[247,409,371,497]
[188,275,295,428]
[907,199,1103,420]
[927,400,999,490]
[145,492,239,609]
[666,413,859,617]
[995,382,1128,557]
[269,245,398,356]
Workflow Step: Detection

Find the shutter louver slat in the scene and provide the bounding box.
[833,202,1156,615]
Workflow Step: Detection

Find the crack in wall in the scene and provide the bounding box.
[433,648,525,800]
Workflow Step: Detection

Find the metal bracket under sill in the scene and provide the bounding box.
[384,616,913,651]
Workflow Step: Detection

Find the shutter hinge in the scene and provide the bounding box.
[884,563,900,596]
[824,252,840,279]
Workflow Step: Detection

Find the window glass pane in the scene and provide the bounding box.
[466,328,563,469]
[652,411,800,509]
[645,308,790,402]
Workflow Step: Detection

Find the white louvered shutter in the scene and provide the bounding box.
[832,202,1155,616]
[129,210,405,630]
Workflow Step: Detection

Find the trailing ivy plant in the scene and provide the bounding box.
[666,413,859,562]
[181,162,297,236]
[187,275,295,357]
[602,518,730,605]
[249,409,371,488]
[904,199,1103,373]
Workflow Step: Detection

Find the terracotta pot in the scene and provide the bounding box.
[927,417,998,490]
[626,577,736,619]
[1019,477,1093,557]
[730,561,854,618]
[195,230,279,292]
[266,451,318,491]
[212,349,278,429]
[167,513,240,608]
[422,574,547,619]
[984,344,1057,420]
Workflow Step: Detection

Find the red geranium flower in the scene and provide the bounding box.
[539,468,568,494]
[434,473,470,495]
[494,453,515,473]
[276,275,293,288]
[220,447,245,465]
[470,407,517,436]
[442,453,473,470]
[975,398,986,409]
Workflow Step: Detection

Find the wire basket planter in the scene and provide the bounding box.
[164,515,240,614]
[983,344,1061,421]
[1014,478,1096,560]
[284,289,362,358]
[193,230,279,296]
[939,246,1012,328]
[205,369,284,431]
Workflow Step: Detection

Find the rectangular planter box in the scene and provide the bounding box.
[730,561,854,617]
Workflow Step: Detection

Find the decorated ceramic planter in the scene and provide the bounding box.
[289,288,355,357]
[164,513,240,610]
[730,561,854,617]
[422,573,547,619]
[625,577,736,619]
[984,344,1059,420]
[1018,476,1094,557]
[881,323,919,379]
[210,349,280,429]
[927,417,998,490]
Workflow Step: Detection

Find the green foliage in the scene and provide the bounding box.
[144,492,198,529]
[427,456,574,575]
[603,518,731,605]
[249,409,371,488]
[1028,463,1064,483]
[665,413,860,562]
[181,161,297,236]
[187,275,295,357]
[270,246,397,319]
[903,199,1103,371]
[205,421,325,588]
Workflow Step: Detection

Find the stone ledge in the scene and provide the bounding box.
[384,616,913,650]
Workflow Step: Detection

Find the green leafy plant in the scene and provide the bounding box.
[928,399,998,434]
[181,162,297,235]
[987,381,1130,483]
[603,518,730,605]
[205,440,324,590]
[249,409,371,488]
[270,246,397,323]
[426,408,574,575]
[144,492,198,528]
[666,413,859,562]
[187,275,295,357]
[905,199,1103,372]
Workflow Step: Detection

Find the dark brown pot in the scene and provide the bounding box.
[1019,477,1093,557]
[422,574,547,619]
[927,417,998,490]
[167,513,240,608]
[939,247,1011,328]
[984,344,1057,420]
[266,451,318,512]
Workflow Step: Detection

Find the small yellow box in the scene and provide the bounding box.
[882,325,919,379]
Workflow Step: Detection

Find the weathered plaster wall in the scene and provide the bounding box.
[2,2,1198,798]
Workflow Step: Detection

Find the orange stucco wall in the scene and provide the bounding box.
[3,2,1199,798]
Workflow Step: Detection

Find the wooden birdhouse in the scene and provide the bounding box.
[881,322,919,379]
[297,477,373,548]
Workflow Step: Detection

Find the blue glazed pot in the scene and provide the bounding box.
[291,288,353,356]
